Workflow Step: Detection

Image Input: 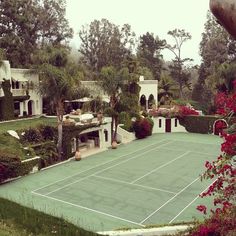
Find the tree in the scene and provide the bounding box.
[166,29,192,98]
[158,72,178,104]
[0,0,73,67]
[99,66,129,143]
[33,46,83,159]
[137,32,166,80]
[137,66,155,80]
[79,19,135,77]
[199,11,230,81]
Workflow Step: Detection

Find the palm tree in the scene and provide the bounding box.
[99,66,129,144]
[158,73,178,105]
[33,46,83,159]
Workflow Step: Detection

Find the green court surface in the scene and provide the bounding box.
[0,133,221,232]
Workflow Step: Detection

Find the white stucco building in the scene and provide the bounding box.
[0,60,42,116]
[0,60,158,117]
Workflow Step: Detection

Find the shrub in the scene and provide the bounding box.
[133,118,151,139]
[179,115,236,134]
[178,105,199,117]
[118,112,132,131]
[22,127,43,143]
[35,142,59,169]
[191,205,236,236]
[0,151,21,182]
[39,125,56,140]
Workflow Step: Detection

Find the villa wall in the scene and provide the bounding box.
[0,61,42,116]
[11,68,42,116]
[152,117,187,133]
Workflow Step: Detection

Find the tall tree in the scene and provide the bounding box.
[0,0,73,67]
[99,66,129,143]
[166,29,192,98]
[137,32,166,80]
[199,11,230,82]
[79,19,135,77]
[158,72,178,103]
[33,46,82,159]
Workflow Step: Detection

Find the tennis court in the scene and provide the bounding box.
[0,133,221,232]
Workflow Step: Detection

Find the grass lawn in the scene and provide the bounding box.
[0,117,57,134]
[0,221,36,236]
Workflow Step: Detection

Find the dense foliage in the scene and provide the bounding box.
[192,78,236,235]
[0,0,73,67]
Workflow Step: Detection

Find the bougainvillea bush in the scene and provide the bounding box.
[192,80,236,236]
[148,105,199,118]
[133,117,152,139]
[177,106,199,118]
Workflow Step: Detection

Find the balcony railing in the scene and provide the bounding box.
[0,88,28,97]
[11,89,28,96]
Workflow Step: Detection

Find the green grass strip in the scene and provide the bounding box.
[0,197,99,236]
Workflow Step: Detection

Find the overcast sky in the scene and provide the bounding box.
[66,0,210,65]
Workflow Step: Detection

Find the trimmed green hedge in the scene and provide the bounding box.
[179,115,236,134]
[0,198,98,236]
[0,151,39,183]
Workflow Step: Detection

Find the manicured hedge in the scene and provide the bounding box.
[0,151,39,183]
[0,197,98,236]
[179,115,236,134]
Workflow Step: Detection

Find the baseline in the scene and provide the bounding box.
[161,147,216,157]
[32,191,145,227]
[32,139,168,193]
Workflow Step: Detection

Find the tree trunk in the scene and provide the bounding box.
[113,115,118,142]
[56,100,64,160]
[210,0,236,39]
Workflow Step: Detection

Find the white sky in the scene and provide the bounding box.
[65,0,210,65]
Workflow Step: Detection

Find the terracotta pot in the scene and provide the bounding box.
[75,150,81,161]
[111,141,118,149]
[210,0,236,39]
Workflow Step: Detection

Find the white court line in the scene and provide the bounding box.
[161,147,215,157]
[32,191,145,227]
[169,178,218,224]
[39,141,173,196]
[169,138,221,146]
[93,175,177,195]
[32,139,168,193]
[140,176,200,224]
[131,151,191,184]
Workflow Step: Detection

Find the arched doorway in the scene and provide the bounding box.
[27,100,34,116]
[213,119,228,135]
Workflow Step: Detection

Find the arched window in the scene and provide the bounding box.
[140,95,146,108]
[148,94,155,109]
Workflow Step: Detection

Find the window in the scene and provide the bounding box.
[175,118,178,127]
[159,119,162,128]
[104,129,108,142]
